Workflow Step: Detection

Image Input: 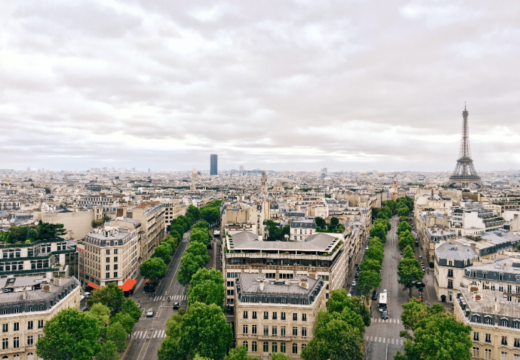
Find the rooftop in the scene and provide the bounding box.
[229,231,341,253]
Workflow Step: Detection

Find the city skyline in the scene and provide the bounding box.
[1,1,520,171]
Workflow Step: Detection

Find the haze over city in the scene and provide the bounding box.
[1,0,520,171]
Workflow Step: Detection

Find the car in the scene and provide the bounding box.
[173,302,180,309]
[419,255,422,260]
[383,289,387,293]
[146,309,154,317]
[400,251,403,255]
[371,290,379,300]
[365,245,369,250]
[381,310,388,320]
[355,272,359,278]
[352,280,357,287]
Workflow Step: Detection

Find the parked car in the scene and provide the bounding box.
[365,245,369,250]
[173,302,180,310]
[400,251,403,255]
[371,290,379,300]
[146,309,154,317]
[355,272,359,278]
[352,280,357,287]
[381,310,389,320]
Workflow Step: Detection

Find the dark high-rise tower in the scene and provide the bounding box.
[210,154,218,175]
[448,105,482,188]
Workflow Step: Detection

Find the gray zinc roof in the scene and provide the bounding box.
[230,231,340,252]
[436,242,477,261]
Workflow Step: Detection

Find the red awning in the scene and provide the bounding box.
[119,279,137,292]
[87,282,98,290]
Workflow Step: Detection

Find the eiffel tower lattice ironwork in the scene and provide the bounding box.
[448,104,482,188]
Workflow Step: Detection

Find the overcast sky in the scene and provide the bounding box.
[1,0,519,172]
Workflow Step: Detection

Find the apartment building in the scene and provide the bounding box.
[160,199,186,230]
[127,202,165,262]
[455,287,520,360]
[234,273,326,360]
[0,238,78,279]
[289,220,316,241]
[450,204,505,237]
[0,276,81,360]
[223,231,347,308]
[79,227,138,288]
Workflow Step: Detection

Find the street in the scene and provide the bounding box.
[364,216,408,360]
[124,231,191,360]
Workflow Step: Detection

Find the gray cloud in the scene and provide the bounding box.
[1,0,520,172]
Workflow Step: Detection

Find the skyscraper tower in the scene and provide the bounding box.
[448,104,482,188]
[210,154,218,175]
[190,168,198,191]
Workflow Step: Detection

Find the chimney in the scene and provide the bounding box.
[22,289,27,300]
[258,235,263,242]
[300,278,308,289]
[470,243,477,253]
[258,279,264,291]
[495,298,500,312]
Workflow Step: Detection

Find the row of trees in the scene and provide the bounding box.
[398,245,424,297]
[178,221,212,285]
[300,289,370,360]
[369,218,391,243]
[140,234,180,282]
[170,201,221,243]
[36,283,142,360]
[1,221,67,244]
[395,299,472,360]
[357,237,384,301]
[381,197,414,223]
[315,217,345,233]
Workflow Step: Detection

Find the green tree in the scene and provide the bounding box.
[382,200,397,212]
[348,296,371,327]
[281,225,290,239]
[177,252,206,285]
[398,258,424,297]
[315,217,326,229]
[369,224,387,243]
[152,244,172,264]
[188,279,225,309]
[97,341,119,360]
[360,258,382,274]
[201,207,220,224]
[190,228,212,246]
[398,231,415,252]
[140,257,167,282]
[170,229,181,242]
[398,205,410,217]
[186,241,210,261]
[330,217,339,228]
[122,298,142,322]
[224,346,256,360]
[327,289,370,327]
[190,268,224,288]
[397,221,412,236]
[377,206,392,220]
[400,298,429,330]
[178,303,233,360]
[357,270,381,301]
[365,246,384,264]
[111,312,136,334]
[104,322,127,352]
[88,303,111,326]
[368,237,384,252]
[36,308,101,360]
[403,245,414,260]
[193,220,210,230]
[301,311,364,360]
[186,205,201,222]
[86,283,126,316]
[271,354,291,360]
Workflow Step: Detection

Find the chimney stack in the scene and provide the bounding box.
[258,279,264,291]
[22,289,27,300]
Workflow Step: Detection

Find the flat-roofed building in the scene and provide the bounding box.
[234,273,326,360]
[0,276,81,360]
[223,231,347,308]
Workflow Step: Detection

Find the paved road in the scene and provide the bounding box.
[364,216,408,360]
[124,231,191,360]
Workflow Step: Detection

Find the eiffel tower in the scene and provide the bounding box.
[448,104,482,188]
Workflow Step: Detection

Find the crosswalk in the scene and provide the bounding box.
[132,330,167,340]
[152,295,188,302]
[365,336,404,345]
[371,318,401,324]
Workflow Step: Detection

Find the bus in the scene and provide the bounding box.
[378,290,387,312]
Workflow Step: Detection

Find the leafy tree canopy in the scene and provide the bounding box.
[140,257,167,282]
[86,283,125,316]
[224,346,257,360]
[357,270,381,300]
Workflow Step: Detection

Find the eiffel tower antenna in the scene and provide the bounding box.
[448,104,482,188]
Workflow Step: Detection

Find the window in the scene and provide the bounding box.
[106,272,110,278]
[485,317,492,325]
[484,349,492,359]
[302,327,307,337]
[2,338,7,350]
[252,311,257,320]
[114,249,118,255]
[281,312,286,321]
[2,324,7,333]
[263,342,269,352]
[106,265,110,271]
[281,342,286,353]
[113,272,118,278]
[486,333,491,343]
[502,319,509,327]
[264,312,269,320]
[502,352,508,360]
[227,290,234,296]
[227,281,234,287]
[264,326,269,336]
[472,348,479,358]
[106,250,110,255]
[281,326,286,337]
[448,279,453,289]
[27,336,33,346]
[243,341,248,351]
[243,325,248,334]
[514,338,520,348]
[302,314,307,322]
[292,343,298,354]
[502,336,508,346]
[114,264,118,270]
[114,257,118,262]
[448,269,453,277]
[252,341,257,352]
[272,326,277,336]
[28,321,33,330]
[106,257,110,262]
[38,320,44,329]
[13,337,19,348]
[252,325,257,334]
[272,312,277,320]
[500,274,504,281]
[272,342,277,353]
[500,286,504,292]
[293,327,298,336]
[293,313,298,321]
[13,322,19,331]
[508,285,512,293]
[243,311,248,319]
[474,332,479,341]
